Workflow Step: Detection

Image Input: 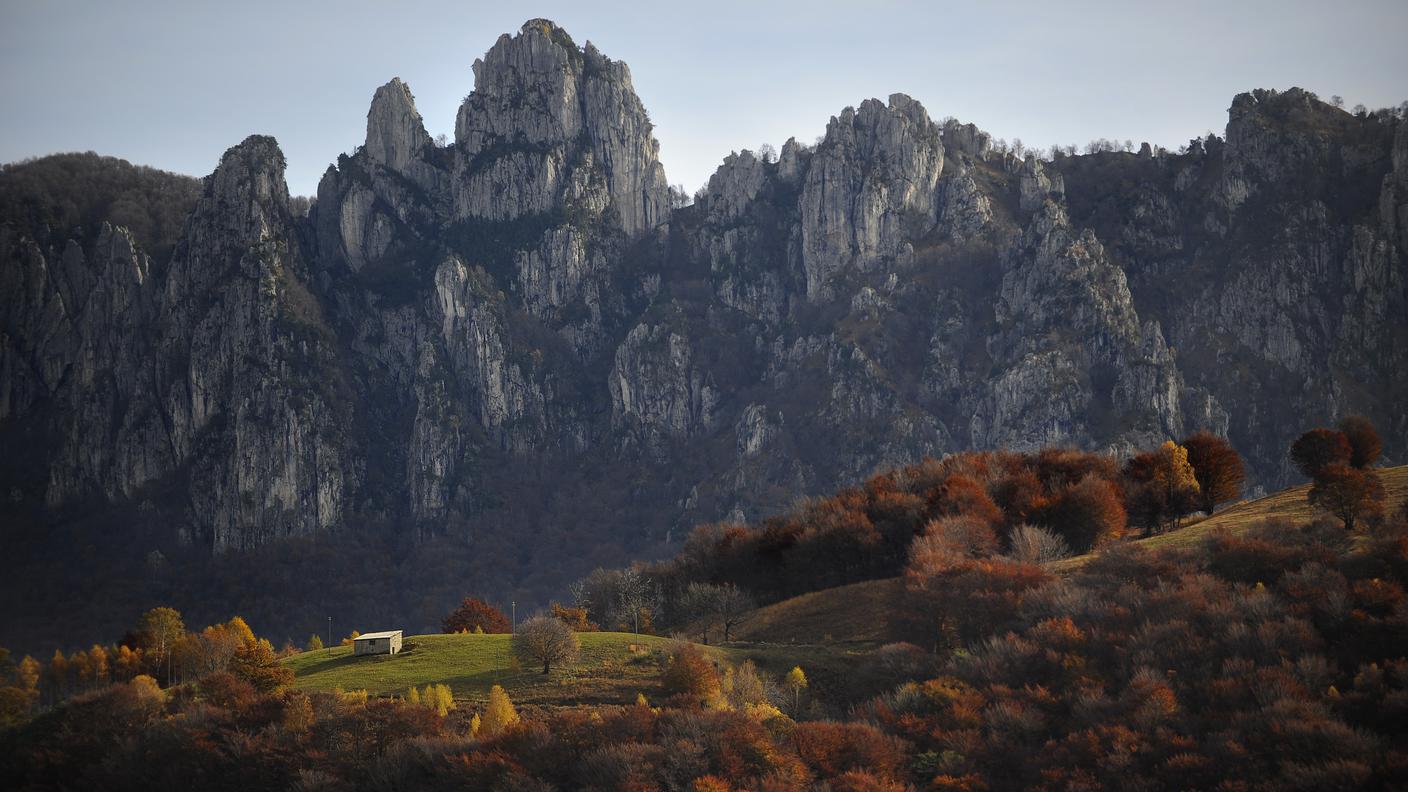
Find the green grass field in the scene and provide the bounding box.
[285,632,689,706]
[285,630,877,708]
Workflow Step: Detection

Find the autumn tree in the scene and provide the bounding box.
[661,643,722,705]
[511,615,580,674]
[549,602,597,632]
[1309,464,1386,532]
[785,666,809,715]
[112,645,141,681]
[442,597,510,634]
[1182,431,1245,515]
[479,684,519,737]
[306,634,324,651]
[408,683,454,716]
[192,617,255,677]
[1338,416,1383,469]
[1038,475,1127,551]
[1290,428,1352,479]
[138,606,185,685]
[230,638,293,692]
[0,651,40,727]
[1124,442,1200,534]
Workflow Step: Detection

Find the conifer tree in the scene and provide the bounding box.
[479,684,518,736]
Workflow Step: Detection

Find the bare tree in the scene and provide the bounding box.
[681,582,756,643]
[616,568,662,634]
[668,183,692,209]
[1006,524,1071,564]
[512,615,580,674]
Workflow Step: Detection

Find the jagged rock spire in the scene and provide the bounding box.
[452,18,668,236]
[365,77,431,172]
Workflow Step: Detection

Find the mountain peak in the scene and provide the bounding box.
[207,134,290,232]
[452,18,666,235]
[365,77,431,172]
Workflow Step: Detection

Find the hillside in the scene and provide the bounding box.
[284,631,879,707]
[285,632,683,706]
[731,578,907,645]
[1050,462,1408,571]
[735,465,1408,645]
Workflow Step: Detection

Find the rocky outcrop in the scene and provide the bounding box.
[1019,157,1065,216]
[800,94,945,299]
[452,19,667,236]
[158,136,358,549]
[975,202,1187,451]
[610,319,718,451]
[365,78,433,175]
[938,160,993,240]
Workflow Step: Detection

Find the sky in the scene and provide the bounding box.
[2,0,1406,197]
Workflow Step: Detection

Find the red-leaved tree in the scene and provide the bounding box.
[1182,431,1245,515]
[1338,416,1383,469]
[1290,428,1352,480]
[1309,463,1386,532]
[442,597,510,634]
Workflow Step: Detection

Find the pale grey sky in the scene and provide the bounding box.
[2,0,1405,196]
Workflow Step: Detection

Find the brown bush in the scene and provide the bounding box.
[661,644,721,705]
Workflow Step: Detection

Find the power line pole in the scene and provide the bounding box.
[327,616,332,649]
[511,601,516,633]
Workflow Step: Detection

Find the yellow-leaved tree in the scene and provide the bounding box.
[479,684,518,737]
[785,666,808,715]
[409,684,454,716]
[1155,441,1201,530]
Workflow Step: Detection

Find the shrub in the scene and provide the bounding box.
[1007,523,1071,564]
[661,644,721,705]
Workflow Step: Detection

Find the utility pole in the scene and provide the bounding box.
[511,601,516,633]
[327,616,332,649]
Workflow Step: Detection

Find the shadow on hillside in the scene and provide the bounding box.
[297,644,419,676]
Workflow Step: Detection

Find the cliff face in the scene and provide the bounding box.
[2,22,1404,599]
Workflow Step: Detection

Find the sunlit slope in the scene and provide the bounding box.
[736,465,1408,643]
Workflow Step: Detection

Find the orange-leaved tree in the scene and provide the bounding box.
[1338,415,1383,469]
[1309,463,1386,532]
[443,597,510,634]
[1182,431,1245,515]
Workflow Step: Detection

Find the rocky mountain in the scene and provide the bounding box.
[1,20,1404,643]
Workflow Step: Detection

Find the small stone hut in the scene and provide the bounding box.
[353,630,403,656]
